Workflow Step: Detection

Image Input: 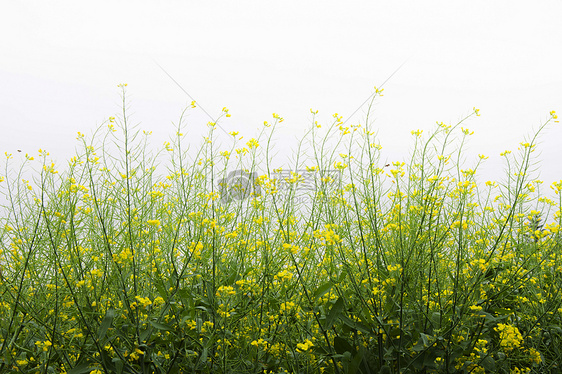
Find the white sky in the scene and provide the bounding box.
[1,1,561,190]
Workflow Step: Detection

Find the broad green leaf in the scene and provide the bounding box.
[481,356,496,371]
[313,281,333,301]
[324,297,344,329]
[140,327,151,341]
[334,336,355,355]
[112,358,124,374]
[68,363,93,374]
[340,315,372,335]
[98,308,115,341]
[149,321,172,331]
[155,281,168,299]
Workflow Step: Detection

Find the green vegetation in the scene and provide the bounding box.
[1,85,561,373]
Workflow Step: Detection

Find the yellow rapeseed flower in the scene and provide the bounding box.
[495,323,523,352]
[296,339,314,352]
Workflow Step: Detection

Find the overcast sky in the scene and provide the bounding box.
[1,1,561,190]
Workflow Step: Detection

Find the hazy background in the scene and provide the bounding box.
[1,1,561,191]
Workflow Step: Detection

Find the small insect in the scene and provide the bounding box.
[17,150,21,153]
[384,164,390,167]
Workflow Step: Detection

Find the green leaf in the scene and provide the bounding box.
[324,297,344,329]
[490,307,512,316]
[348,349,365,374]
[334,336,356,355]
[340,315,372,335]
[98,308,115,342]
[481,356,496,371]
[155,281,168,299]
[412,332,431,352]
[337,269,348,283]
[100,349,116,371]
[112,358,124,374]
[420,332,430,346]
[226,270,238,285]
[68,363,93,374]
[313,281,333,301]
[412,341,425,352]
[140,327,151,341]
[380,365,391,374]
[200,347,208,365]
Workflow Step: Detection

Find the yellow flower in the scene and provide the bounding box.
[272,113,284,122]
[216,285,236,297]
[296,339,314,352]
[135,296,152,308]
[387,264,402,272]
[274,269,293,282]
[280,301,296,313]
[246,138,259,149]
[495,323,523,352]
[283,243,299,255]
[35,340,53,352]
[528,347,542,364]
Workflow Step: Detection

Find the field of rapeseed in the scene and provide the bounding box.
[1,85,561,373]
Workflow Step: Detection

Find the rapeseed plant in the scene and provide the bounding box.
[0,86,560,373]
